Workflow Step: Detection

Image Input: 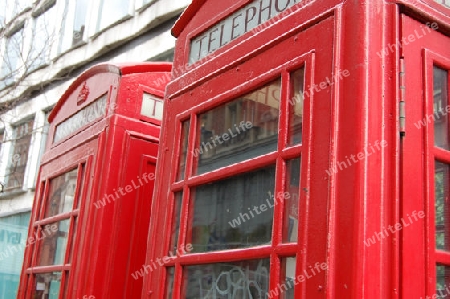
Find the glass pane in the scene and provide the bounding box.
[437,265,450,296]
[284,158,300,243]
[45,169,78,218]
[183,259,270,298]
[436,161,450,251]
[434,67,449,149]
[177,120,190,181]
[165,267,175,299]
[31,272,62,299]
[0,27,24,87]
[435,0,450,9]
[141,93,164,120]
[280,257,296,299]
[38,219,70,266]
[169,192,182,255]
[289,69,304,145]
[54,93,107,143]
[195,79,281,174]
[190,166,275,253]
[29,4,56,70]
[73,0,88,46]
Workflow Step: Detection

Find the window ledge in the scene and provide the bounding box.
[0,189,27,200]
[91,14,134,40]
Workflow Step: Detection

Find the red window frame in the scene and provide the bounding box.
[401,14,450,297]
[426,50,450,293]
[163,53,314,297]
[22,158,91,299]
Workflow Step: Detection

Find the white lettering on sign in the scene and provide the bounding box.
[189,0,304,63]
[54,93,107,143]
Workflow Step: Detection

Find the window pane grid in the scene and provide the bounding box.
[433,65,450,295]
[27,164,85,299]
[169,68,305,297]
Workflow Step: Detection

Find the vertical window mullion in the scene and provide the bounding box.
[63,217,75,265]
[271,70,296,296]
[279,71,290,150]
[38,180,50,221]
[185,113,198,180]
[177,114,197,250]
[274,68,288,248]
[173,113,197,299]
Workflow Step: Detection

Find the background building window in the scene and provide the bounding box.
[149,49,174,62]
[0,27,24,88]
[29,3,57,71]
[0,131,4,157]
[59,0,88,53]
[4,0,30,24]
[4,119,35,190]
[0,8,5,29]
[96,0,130,32]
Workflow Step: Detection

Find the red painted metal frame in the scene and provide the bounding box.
[17,62,171,299]
[147,0,448,299]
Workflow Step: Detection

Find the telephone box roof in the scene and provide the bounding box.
[48,62,172,122]
[172,0,206,37]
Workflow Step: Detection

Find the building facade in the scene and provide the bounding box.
[0,0,188,296]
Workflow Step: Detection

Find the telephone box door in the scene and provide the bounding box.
[148,14,336,299]
[401,14,450,298]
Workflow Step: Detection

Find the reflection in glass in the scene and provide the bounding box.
[38,219,70,266]
[183,259,270,299]
[68,219,77,262]
[169,192,182,255]
[165,267,175,299]
[281,257,296,298]
[437,265,450,296]
[434,67,449,150]
[178,120,190,181]
[284,159,300,243]
[195,79,281,174]
[190,167,275,253]
[436,161,450,251]
[289,69,304,145]
[31,272,62,299]
[45,169,78,218]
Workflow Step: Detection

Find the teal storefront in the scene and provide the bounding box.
[0,212,31,298]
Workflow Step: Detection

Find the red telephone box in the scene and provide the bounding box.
[17,62,171,299]
[143,0,450,298]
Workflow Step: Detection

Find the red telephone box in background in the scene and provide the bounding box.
[143,0,450,298]
[17,62,171,299]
